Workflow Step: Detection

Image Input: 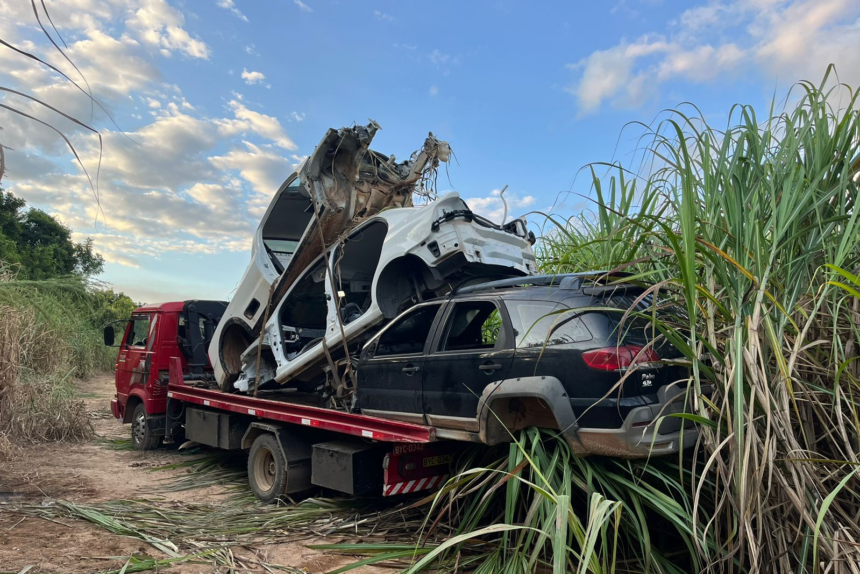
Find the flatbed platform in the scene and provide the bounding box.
[167,358,435,444]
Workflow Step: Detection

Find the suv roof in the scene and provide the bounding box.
[453,271,638,301]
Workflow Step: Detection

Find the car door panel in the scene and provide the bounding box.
[116,314,154,407]
[358,303,443,420]
[358,352,425,418]
[421,298,514,424]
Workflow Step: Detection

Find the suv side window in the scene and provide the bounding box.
[506,301,592,348]
[439,301,504,352]
[375,304,441,356]
[125,315,152,348]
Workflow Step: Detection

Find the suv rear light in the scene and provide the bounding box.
[581,345,659,371]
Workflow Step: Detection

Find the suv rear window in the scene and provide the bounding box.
[586,294,662,344]
[505,301,592,348]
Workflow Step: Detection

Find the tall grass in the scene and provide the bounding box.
[326,70,860,574]
[0,266,127,447]
[532,70,860,572]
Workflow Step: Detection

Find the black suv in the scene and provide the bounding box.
[357,272,698,458]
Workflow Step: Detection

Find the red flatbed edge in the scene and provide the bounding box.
[167,359,435,444]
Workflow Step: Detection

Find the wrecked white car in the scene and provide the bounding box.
[209,122,537,396]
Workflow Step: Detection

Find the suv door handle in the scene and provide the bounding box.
[479,363,503,372]
[402,365,420,374]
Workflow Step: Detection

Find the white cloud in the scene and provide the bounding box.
[294,0,313,13]
[429,85,439,97]
[290,111,305,122]
[86,111,222,190]
[186,181,244,214]
[568,38,671,114]
[0,0,130,32]
[425,49,461,75]
[217,0,248,22]
[0,28,163,153]
[374,10,394,21]
[753,0,860,85]
[567,0,860,114]
[0,0,303,277]
[126,0,210,59]
[209,141,293,199]
[428,49,452,66]
[241,68,266,85]
[464,189,536,223]
[216,100,297,150]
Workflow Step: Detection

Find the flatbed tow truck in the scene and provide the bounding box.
[106,122,698,503]
[105,300,460,502]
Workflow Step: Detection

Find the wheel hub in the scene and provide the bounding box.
[133,413,146,444]
[253,447,277,492]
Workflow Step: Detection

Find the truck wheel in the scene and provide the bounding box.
[131,403,161,451]
[248,434,288,503]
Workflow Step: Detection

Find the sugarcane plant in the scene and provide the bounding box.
[331,68,860,574]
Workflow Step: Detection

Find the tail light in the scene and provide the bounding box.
[581,345,659,371]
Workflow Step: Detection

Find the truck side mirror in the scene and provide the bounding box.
[103,325,116,347]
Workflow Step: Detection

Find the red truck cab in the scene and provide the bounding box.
[105,300,227,449]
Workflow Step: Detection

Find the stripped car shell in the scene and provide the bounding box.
[210,121,536,392]
[234,191,537,395]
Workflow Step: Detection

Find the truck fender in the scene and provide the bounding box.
[123,388,150,423]
[476,376,586,456]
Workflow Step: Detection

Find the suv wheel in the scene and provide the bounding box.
[131,402,161,451]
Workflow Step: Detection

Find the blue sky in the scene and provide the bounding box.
[1,0,858,302]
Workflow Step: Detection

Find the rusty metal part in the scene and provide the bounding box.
[267,121,450,315]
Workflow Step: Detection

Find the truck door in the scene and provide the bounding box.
[116,313,156,408]
[357,303,443,422]
[421,298,515,429]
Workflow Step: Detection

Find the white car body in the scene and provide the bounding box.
[208,121,536,395]
[231,191,537,393]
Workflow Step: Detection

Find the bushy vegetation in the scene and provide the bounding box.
[0,189,104,280]
[0,192,135,450]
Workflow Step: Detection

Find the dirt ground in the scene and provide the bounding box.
[0,373,389,574]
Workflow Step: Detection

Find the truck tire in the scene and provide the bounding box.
[131,402,161,451]
[248,433,289,503]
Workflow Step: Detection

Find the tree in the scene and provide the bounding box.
[0,189,104,279]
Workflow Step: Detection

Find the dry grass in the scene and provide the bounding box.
[0,285,94,446]
[0,432,17,461]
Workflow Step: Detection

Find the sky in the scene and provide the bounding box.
[0,0,858,303]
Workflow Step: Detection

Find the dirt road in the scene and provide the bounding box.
[0,373,391,574]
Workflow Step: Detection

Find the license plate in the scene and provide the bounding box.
[423,454,453,468]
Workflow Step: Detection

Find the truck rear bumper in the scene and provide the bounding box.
[110,399,121,420]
